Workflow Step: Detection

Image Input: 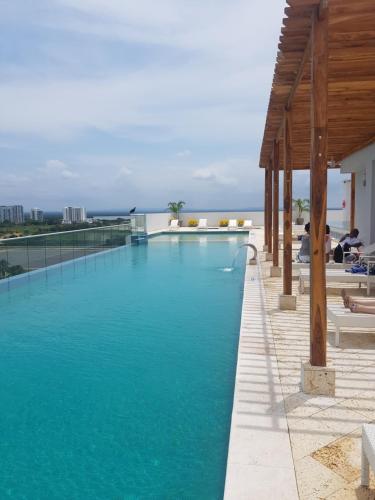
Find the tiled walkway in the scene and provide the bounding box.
[225,228,375,500]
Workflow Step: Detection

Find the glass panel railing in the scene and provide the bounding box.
[0,223,133,281]
[130,214,147,243]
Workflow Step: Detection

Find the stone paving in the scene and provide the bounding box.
[258,229,375,499]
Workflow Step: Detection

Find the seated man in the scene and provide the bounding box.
[333,228,364,263]
[296,222,310,263]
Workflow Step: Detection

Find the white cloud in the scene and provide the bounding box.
[193,168,215,181]
[51,0,284,64]
[117,165,132,177]
[0,0,284,143]
[177,150,191,158]
[0,65,269,143]
[40,159,79,179]
[192,162,239,187]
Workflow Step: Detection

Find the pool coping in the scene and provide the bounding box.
[223,233,299,499]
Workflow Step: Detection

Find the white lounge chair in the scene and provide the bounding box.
[292,262,351,274]
[299,268,375,295]
[243,220,253,229]
[327,305,375,346]
[228,219,238,230]
[169,219,179,231]
[197,219,208,229]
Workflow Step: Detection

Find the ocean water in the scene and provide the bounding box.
[0,234,248,499]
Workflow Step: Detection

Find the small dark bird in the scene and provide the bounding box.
[129,207,136,214]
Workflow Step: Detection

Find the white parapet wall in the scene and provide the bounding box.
[144,213,171,233]
[144,209,343,233]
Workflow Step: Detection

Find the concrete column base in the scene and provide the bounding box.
[270,266,282,277]
[263,244,268,252]
[301,361,336,396]
[279,294,297,310]
[248,258,257,266]
[266,253,273,261]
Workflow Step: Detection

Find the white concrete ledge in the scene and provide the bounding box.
[224,239,298,499]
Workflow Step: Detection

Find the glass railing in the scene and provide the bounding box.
[0,223,132,281]
[130,214,147,243]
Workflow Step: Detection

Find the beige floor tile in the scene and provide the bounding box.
[339,392,375,420]
[325,477,375,500]
[288,406,366,460]
[312,430,362,482]
[294,455,347,500]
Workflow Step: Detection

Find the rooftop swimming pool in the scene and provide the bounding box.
[0,233,248,499]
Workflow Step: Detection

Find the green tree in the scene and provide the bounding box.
[167,201,186,220]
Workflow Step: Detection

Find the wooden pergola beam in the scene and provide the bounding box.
[273,141,280,268]
[310,3,328,367]
[283,110,293,295]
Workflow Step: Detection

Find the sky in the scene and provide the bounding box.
[0,0,346,211]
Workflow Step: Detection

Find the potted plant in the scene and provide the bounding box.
[293,198,310,225]
[188,219,198,227]
[219,219,229,227]
[167,201,186,223]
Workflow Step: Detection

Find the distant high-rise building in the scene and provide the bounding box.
[63,206,87,224]
[0,205,24,224]
[30,208,44,222]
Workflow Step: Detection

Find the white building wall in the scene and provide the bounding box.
[341,143,375,246]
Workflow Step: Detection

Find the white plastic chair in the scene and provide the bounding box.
[197,219,207,229]
[243,220,253,229]
[169,219,179,231]
[228,219,238,230]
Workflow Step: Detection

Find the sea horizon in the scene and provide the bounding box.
[38,207,342,217]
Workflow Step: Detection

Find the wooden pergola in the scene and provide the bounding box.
[259,0,375,369]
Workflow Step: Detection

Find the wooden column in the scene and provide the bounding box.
[273,141,280,267]
[350,172,356,231]
[264,169,269,248]
[266,162,273,254]
[283,112,293,295]
[310,4,328,367]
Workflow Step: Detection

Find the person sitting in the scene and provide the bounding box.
[325,224,332,263]
[296,222,310,263]
[333,228,364,263]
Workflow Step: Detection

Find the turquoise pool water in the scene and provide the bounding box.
[0,233,248,499]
